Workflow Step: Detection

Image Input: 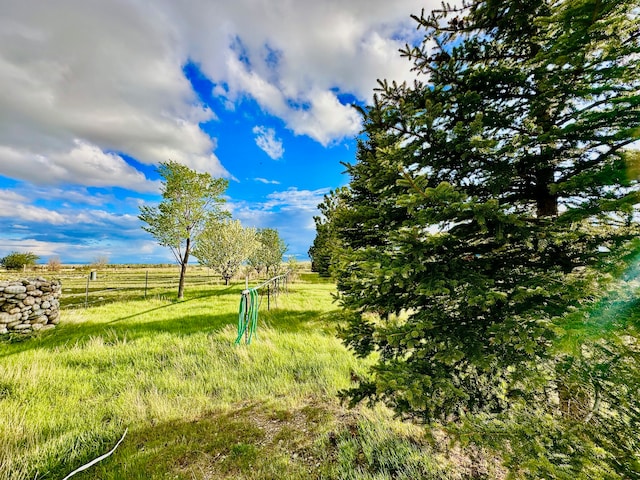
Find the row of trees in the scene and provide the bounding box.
[139,161,287,298]
[194,221,287,285]
[311,0,639,476]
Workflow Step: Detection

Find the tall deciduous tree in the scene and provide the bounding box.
[336,0,640,475]
[193,219,258,285]
[139,160,228,300]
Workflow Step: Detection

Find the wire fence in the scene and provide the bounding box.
[2,264,306,310]
[55,268,222,309]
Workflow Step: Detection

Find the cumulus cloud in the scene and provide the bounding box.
[0,0,448,261]
[0,189,68,224]
[228,187,330,220]
[196,0,438,144]
[0,184,162,262]
[0,142,160,192]
[27,186,118,207]
[0,238,61,258]
[0,187,141,229]
[0,0,229,187]
[0,0,442,190]
[224,48,358,146]
[252,126,284,159]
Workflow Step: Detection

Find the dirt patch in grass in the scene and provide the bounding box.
[71,398,505,480]
[170,400,337,479]
[75,398,344,479]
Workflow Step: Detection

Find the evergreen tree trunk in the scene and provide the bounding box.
[536,166,558,217]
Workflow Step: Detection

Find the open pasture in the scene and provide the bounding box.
[0,269,490,479]
[52,266,219,308]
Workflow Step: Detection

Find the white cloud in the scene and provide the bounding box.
[263,187,331,213]
[254,177,281,185]
[0,187,141,229]
[229,187,330,223]
[0,0,448,261]
[0,189,26,203]
[0,142,160,193]
[0,238,61,258]
[198,0,439,144]
[0,236,172,264]
[0,189,68,224]
[227,186,332,257]
[0,184,165,262]
[252,126,284,159]
[0,0,446,186]
[287,90,361,146]
[225,54,362,146]
[0,0,229,188]
[29,186,117,207]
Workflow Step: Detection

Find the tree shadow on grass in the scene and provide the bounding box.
[60,281,237,309]
[106,286,236,324]
[0,302,338,359]
[258,308,343,335]
[0,288,234,357]
[50,400,338,480]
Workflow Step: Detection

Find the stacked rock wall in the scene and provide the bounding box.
[0,278,62,334]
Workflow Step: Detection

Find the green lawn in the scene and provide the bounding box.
[0,271,498,479]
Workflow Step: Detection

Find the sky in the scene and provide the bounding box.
[0,0,442,264]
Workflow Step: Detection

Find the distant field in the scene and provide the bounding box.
[1,263,312,308]
[0,268,500,479]
[54,265,221,308]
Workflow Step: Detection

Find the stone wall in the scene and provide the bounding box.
[0,278,62,334]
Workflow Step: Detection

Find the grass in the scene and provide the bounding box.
[54,265,217,308]
[0,269,497,479]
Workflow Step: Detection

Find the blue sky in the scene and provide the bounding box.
[0,0,440,264]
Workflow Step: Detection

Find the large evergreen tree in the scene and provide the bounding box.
[336,0,639,475]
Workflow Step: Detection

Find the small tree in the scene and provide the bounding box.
[1,251,39,271]
[250,228,287,277]
[247,250,265,277]
[193,219,259,285]
[286,255,301,283]
[47,256,62,272]
[139,160,228,299]
[91,256,109,270]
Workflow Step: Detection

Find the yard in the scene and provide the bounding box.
[0,268,496,479]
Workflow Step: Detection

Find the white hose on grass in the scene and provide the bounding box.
[61,428,128,480]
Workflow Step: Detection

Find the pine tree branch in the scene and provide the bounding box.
[556,138,638,184]
[556,94,635,127]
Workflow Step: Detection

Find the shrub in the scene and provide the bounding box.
[48,256,62,272]
[91,256,109,270]
[1,251,39,270]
